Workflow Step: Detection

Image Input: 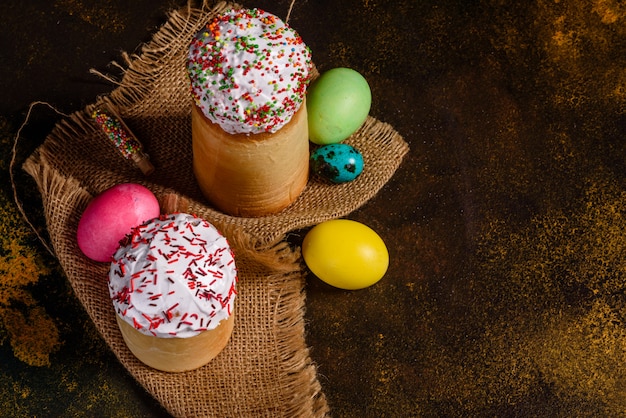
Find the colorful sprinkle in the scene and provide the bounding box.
[186,8,313,134]
[91,108,154,175]
[92,109,143,159]
[108,213,238,338]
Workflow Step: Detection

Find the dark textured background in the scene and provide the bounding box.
[3,0,626,416]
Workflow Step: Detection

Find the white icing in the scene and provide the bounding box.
[187,8,312,134]
[108,213,237,338]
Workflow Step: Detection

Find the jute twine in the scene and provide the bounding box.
[21,1,408,416]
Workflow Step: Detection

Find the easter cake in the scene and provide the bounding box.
[187,8,313,217]
[108,212,238,372]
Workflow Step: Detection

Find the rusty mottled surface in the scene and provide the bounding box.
[2,0,626,416]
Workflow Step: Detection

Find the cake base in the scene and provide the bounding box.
[192,102,309,217]
[116,312,235,372]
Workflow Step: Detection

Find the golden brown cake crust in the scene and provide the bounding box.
[192,102,309,217]
[116,312,235,372]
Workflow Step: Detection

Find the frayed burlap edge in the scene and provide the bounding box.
[24,155,330,418]
[23,1,409,417]
[25,0,408,246]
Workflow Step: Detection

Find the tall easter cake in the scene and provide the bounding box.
[108,212,238,372]
[187,8,313,217]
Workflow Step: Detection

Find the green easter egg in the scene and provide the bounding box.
[307,68,372,145]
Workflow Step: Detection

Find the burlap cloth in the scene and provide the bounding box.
[22,1,408,417]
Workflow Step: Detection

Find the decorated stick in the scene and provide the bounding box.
[91,104,155,175]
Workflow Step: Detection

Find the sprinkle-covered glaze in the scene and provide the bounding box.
[92,109,142,159]
[108,213,237,338]
[187,8,313,134]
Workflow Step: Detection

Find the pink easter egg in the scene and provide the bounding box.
[77,183,160,262]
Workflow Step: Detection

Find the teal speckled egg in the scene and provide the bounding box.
[307,68,372,145]
[310,143,364,183]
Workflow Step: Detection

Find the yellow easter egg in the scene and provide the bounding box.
[302,219,389,290]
